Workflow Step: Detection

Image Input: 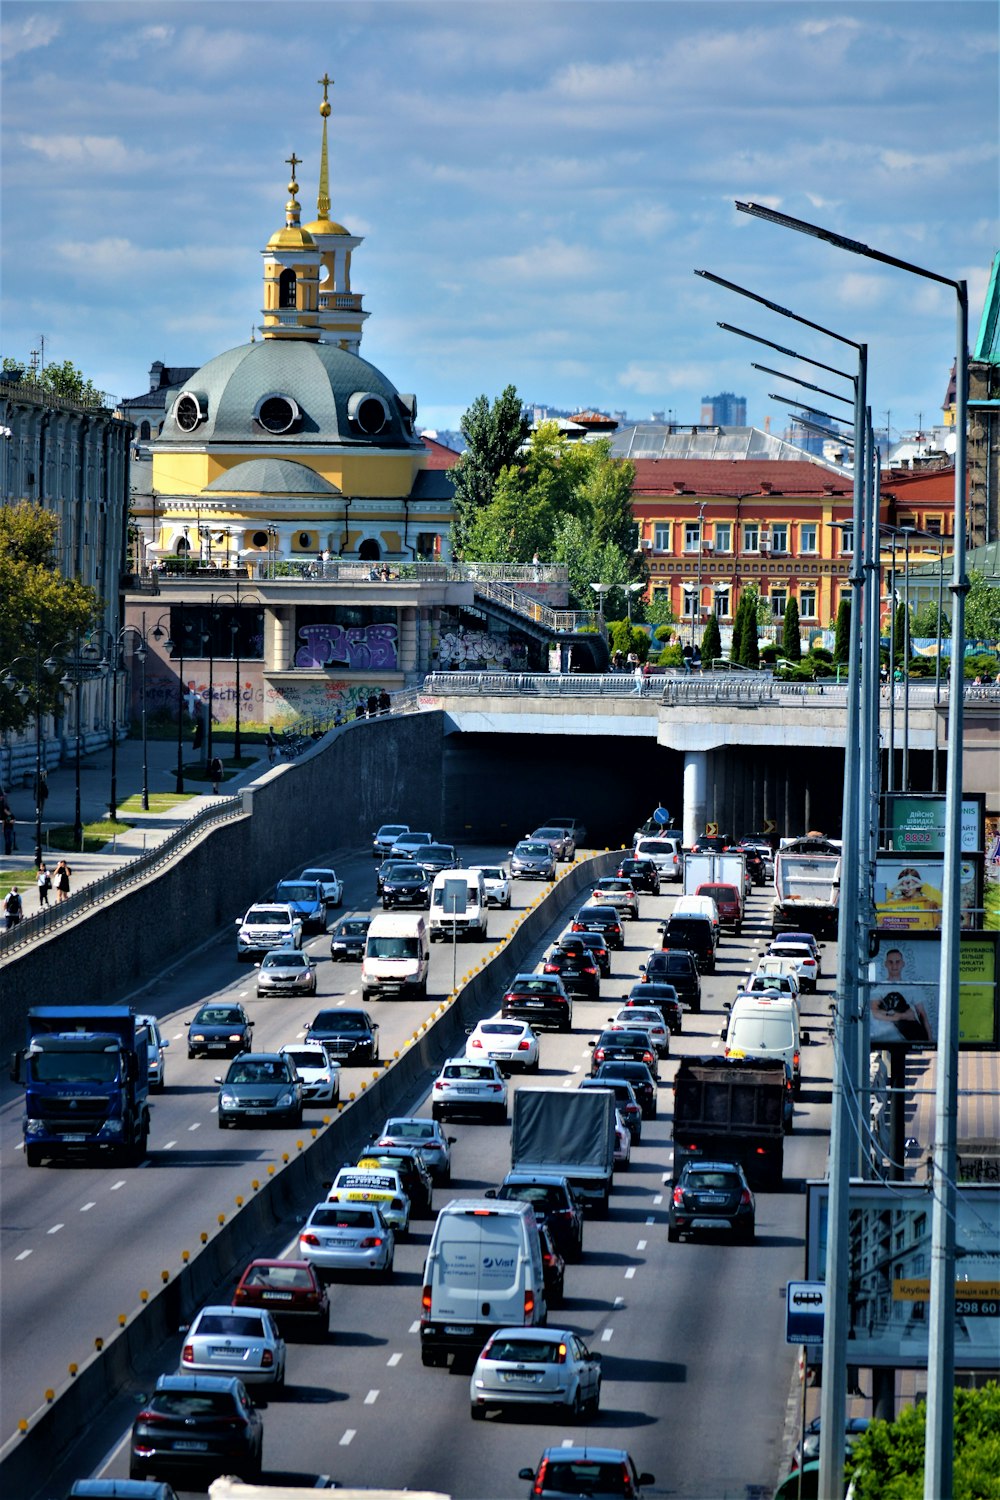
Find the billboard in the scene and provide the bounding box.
[873,855,981,932]
[884,793,984,856]
[805,1181,1000,1369]
[868,933,998,1048]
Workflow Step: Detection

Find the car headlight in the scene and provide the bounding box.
[191,1033,205,1043]
[25,1118,45,1136]
[277,1092,294,1108]
[220,1092,237,1107]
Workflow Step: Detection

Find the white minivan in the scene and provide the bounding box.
[361,912,430,1000]
[634,836,683,882]
[420,1199,547,1365]
[722,994,806,1094]
[428,868,488,941]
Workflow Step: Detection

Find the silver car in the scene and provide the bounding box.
[470,1325,601,1420]
[299,1201,395,1278]
[255,948,317,996]
[510,840,557,881]
[375,1116,454,1183]
[179,1305,286,1388]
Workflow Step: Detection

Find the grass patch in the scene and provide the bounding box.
[117,791,195,815]
[46,818,133,854]
[1,871,34,902]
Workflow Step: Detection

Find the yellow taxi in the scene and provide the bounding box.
[327,1165,410,1235]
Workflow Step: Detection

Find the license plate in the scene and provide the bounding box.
[60,1134,87,1142]
[173,1439,208,1451]
[209,1345,239,1356]
[243,1108,267,1116]
[502,1369,543,1383]
[520,999,544,1007]
[444,1324,473,1335]
[208,1042,227,1050]
[456,1086,478,1094]
[492,1052,514,1060]
[262,1291,293,1301]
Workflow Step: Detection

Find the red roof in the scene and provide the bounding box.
[421,437,462,469]
[629,459,851,499]
[882,465,954,502]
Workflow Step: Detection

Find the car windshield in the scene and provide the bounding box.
[388,864,425,879]
[475,867,503,880]
[277,884,318,902]
[443,1065,493,1080]
[262,952,307,969]
[196,1008,244,1024]
[685,1171,741,1191]
[423,846,454,859]
[533,828,562,839]
[598,880,630,891]
[150,1392,236,1418]
[396,834,430,846]
[480,1023,522,1036]
[313,1013,368,1033]
[384,1120,434,1139]
[31,1049,120,1083]
[367,936,419,958]
[194,1312,266,1337]
[378,825,408,838]
[510,978,559,993]
[302,870,335,882]
[486,1336,564,1362]
[517,842,550,855]
[245,909,290,925]
[500,1184,563,1209]
[242,1264,314,1289]
[538,1461,630,1495]
[227,1060,287,1084]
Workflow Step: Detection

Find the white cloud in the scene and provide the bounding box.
[21,133,133,171]
[0,12,60,61]
[482,239,601,284]
[55,237,232,280]
[619,362,709,396]
[101,24,175,64]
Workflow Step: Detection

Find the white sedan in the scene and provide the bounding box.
[278,1042,341,1105]
[608,1007,669,1058]
[300,866,344,908]
[465,1018,540,1072]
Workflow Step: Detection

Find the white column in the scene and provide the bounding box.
[682,750,708,848]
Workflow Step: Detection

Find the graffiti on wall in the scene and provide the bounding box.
[294,623,398,671]
[140,667,387,730]
[436,628,525,668]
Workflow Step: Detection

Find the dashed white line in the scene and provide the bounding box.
[637,1239,647,1251]
[110,1180,126,1192]
[340,1430,356,1446]
[47,1223,64,1236]
[188,1122,200,1132]
[653,1193,663,1205]
[561,1439,574,1448]
[81,1202,96,1213]
[646,1216,655,1225]
[624,1266,636,1279]
[364,1390,379,1405]
[614,1296,624,1308]
[163,1141,177,1151]
[601,1328,614,1343]
[387,1353,402,1367]
[408,1320,420,1334]
[16,1250,32,1261]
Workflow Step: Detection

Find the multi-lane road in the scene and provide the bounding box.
[3,842,835,1499]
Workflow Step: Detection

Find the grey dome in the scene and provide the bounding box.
[203,458,341,497]
[157,340,422,450]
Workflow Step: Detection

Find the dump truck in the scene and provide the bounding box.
[771,834,841,938]
[671,1054,787,1190]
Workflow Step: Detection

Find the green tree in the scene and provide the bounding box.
[37,358,104,405]
[782,596,802,661]
[645,592,677,630]
[0,503,101,733]
[459,466,557,563]
[893,600,910,661]
[846,1383,1000,1500]
[833,598,851,663]
[701,612,722,668]
[741,585,761,668]
[964,569,1000,644]
[450,385,531,552]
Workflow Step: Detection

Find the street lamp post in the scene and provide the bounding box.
[209,580,262,759]
[624,581,643,624]
[65,636,104,853]
[691,504,707,650]
[169,602,187,795]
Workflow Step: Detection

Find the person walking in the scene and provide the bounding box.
[265,728,277,765]
[4,885,23,928]
[2,807,15,855]
[378,688,391,715]
[209,755,224,794]
[53,859,71,902]
[36,863,52,907]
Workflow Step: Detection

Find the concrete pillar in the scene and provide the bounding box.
[682,750,708,847]
[398,606,418,674]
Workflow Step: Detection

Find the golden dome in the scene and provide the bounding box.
[304,215,349,236]
[267,223,317,250]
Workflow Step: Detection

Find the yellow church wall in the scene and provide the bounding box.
[152,448,430,498]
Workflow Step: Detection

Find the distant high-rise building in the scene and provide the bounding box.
[700,391,747,426]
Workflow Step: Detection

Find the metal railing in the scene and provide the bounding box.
[473,580,604,637]
[143,560,570,586]
[409,671,972,707]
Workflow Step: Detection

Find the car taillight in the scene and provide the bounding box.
[300,1233,320,1246]
[524,1289,535,1318]
[555,1341,568,1363]
[470,1038,483,1048]
[533,1458,549,1496]
[543,963,558,973]
[643,1051,654,1065]
[594,1048,605,1062]
[360,1236,384,1249]
[261,1348,274,1367]
[793,1050,800,1070]
[517,1040,530,1052]
[489,1083,503,1092]
[181,1344,194,1364]
[740,1189,753,1206]
[421,1285,432,1312]
[584,964,597,975]
[136,1409,170,1425]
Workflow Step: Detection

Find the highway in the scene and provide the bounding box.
[6,848,835,1499]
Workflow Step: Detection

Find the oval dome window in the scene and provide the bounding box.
[254,393,301,435]
[347,391,389,436]
[174,392,206,432]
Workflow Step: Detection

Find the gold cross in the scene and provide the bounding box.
[286,152,301,177]
[318,73,333,103]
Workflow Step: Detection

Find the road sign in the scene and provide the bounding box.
[653,806,670,826]
[442,877,467,916]
[705,821,718,838]
[786,1281,826,1344]
[763,818,776,834]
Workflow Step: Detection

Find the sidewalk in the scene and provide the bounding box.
[1,734,271,893]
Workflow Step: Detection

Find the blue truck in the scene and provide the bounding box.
[10,1006,152,1167]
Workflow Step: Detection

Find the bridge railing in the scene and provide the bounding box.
[409,671,969,706]
[473,579,604,637]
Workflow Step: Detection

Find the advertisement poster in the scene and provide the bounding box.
[867,934,998,1048]
[986,815,1000,933]
[885,794,984,855]
[874,855,980,932]
[806,1182,1000,1370]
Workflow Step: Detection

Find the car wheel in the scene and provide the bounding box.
[471,1402,486,1420]
[497,1105,508,1124]
[431,1105,443,1122]
[25,1144,43,1167]
[740,1221,756,1244]
[667,1224,680,1243]
[529,1055,540,1073]
[188,1050,197,1061]
[571,1387,586,1422]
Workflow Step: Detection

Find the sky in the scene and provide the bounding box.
[2,0,997,439]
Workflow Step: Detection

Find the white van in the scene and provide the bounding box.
[672,893,720,945]
[428,869,488,941]
[361,912,430,1000]
[420,1198,547,1365]
[722,994,806,1094]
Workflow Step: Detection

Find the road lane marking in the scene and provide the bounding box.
[561,1438,574,1447]
[81,1202,96,1212]
[189,1122,200,1131]
[163,1141,177,1150]
[601,1328,613,1343]
[646,1216,655,1225]
[111,1180,126,1191]
[364,1390,379,1404]
[387,1353,402,1367]
[409,1320,420,1334]
[625,1266,636,1279]
[16,1250,32,1260]
[47,1224,64,1235]
[653,1193,663,1205]
[614,1296,624,1307]
[637,1239,647,1250]
[340,1430,356,1446]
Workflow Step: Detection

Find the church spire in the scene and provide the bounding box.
[304,71,369,353]
[317,72,333,221]
[261,154,320,341]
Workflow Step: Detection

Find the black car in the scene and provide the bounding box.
[489,1171,585,1261]
[593,1059,659,1120]
[357,1145,434,1217]
[579,1076,643,1142]
[570,903,624,950]
[543,939,600,998]
[639,949,702,1012]
[589,1033,659,1085]
[129,1374,262,1482]
[616,857,661,895]
[187,1003,254,1060]
[625,981,684,1034]
[330,915,371,961]
[737,844,766,885]
[418,843,458,875]
[537,1220,566,1308]
[668,1159,756,1243]
[692,834,729,852]
[570,928,611,977]
[381,861,430,909]
[375,857,408,895]
[305,1008,380,1065]
[661,915,716,974]
[502,973,573,1033]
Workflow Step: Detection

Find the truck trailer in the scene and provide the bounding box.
[671,1054,787,1190]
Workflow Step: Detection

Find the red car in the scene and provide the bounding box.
[232,1258,330,1340]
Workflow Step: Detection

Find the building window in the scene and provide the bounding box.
[925,517,942,536]
[770,587,787,618]
[653,522,671,552]
[771,523,788,554]
[279,269,297,308]
[713,587,731,618]
[652,584,670,601]
[684,522,701,553]
[683,585,698,618]
[743,522,760,552]
[839,525,854,554]
[800,523,817,553]
[800,587,817,618]
[714,522,732,553]
[139,421,151,441]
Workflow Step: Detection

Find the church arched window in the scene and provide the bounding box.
[279,270,297,308]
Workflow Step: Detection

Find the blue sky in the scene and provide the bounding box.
[2,1,997,438]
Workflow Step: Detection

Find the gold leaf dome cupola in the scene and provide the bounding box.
[261,154,321,341]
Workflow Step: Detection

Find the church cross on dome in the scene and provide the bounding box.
[285,152,302,184]
[318,72,334,104]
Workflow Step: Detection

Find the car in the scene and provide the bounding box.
[766,940,819,992]
[608,1005,669,1057]
[472,1326,601,1422]
[216,1052,303,1128]
[616,856,661,894]
[589,1030,659,1082]
[135,1014,169,1093]
[470,862,512,908]
[431,1057,508,1122]
[418,842,459,875]
[375,857,408,895]
[530,825,576,861]
[791,1415,871,1471]
[668,1159,756,1243]
[231,1258,330,1340]
[542,816,588,847]
[590,877,639,919]
[561,926,611,976]
[357,1145,434,1217]
[299,1199,395,1278]
[277,1041,340,1105]
[736,843,767,886]
[624,981,683,1034]
[782,930,823,974]
[592,1059,658,1120]
[692,833,729,852]
[466,1017,541,1072]
[372,822,410,858]
[129,1374,263,1483]
[234,902,304,960]
[543,939,600,998]
[579,1076,642,1142]
[570,903,624,949]
[536,1220,566,1307]
[327,1164,410,1235]
[179,1304,286,1388]
[639,949,702,1012]
[613,1109,632,1170]
[744,969,801,1000]
[375,1116,455,1182]
[389,830,433,859]
[488,1171,585,1261]
[299,866,344,908]
[518,1447,654,1498]
[255,947,317,996]
[510,839,557,881]
[273,878,327,933]
[380,860,431,909]
[502,972,573,1032]
[329,914,371,960]
[632,834,684,882]
[305,1007,380,1065]
[187,1002,253,1060]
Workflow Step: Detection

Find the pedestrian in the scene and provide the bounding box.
[354,703,366,720]
[378,688,391,715]
[532,551,542,582]
[4,885,23,928]
[634,663,644,694]
[366,690,379,718]
[2,807,14,855]
[53,859,71,902]
[333,705,344,727]
[265,728,277,765]
[209,755,224,794]
[37,862,52,906]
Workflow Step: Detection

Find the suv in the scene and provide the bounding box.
[668,1159,755,1243]
[488,1171,585,1260]
[519,1448,654,1499]
[235,903,303,961]
[471,863,512,908]
[639,949,702,1012]
[591,877,639,920]
[589,1032,659,1084]
[372,822,409,859]
[543,938,600,998]
[273,878,327,934]
[305,1008,380,1064]
[380,861,431,909]
[502,973,573,1032]
[616,856,661,894]
[431,1058,508,1122]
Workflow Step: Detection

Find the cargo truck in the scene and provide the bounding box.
[10,1006,152,1166]
[771,834,841,939]
[671,1054,786,1190]
[511,1087,616,1217]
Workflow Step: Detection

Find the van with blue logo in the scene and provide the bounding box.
[420,1198,547,1365]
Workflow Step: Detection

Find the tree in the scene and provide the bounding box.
[701,612,722,668]
[450,386,531,552]
[893,600,910,661]
[645,592,677,630]
[911,599,950,639]
[845,1383,1000,1500]
[458,466,557,563]
[37,358,104,406]
[833,598,851,663]
[964,569,1000,644]
[782,597,802,661]
[740,585,761,668]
